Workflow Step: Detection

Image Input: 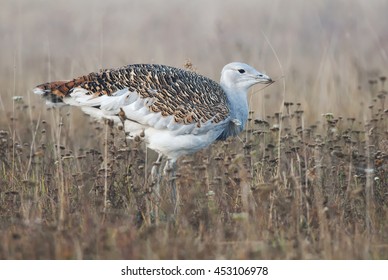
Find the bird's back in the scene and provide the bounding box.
[34,64,230,125]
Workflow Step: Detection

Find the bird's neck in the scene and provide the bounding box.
[222,86,249,127]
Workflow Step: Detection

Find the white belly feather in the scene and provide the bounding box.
[63,87,227,159]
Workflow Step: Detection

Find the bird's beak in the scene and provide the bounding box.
[256,73,273,84]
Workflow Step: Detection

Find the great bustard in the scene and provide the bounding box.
[34,62,273,213]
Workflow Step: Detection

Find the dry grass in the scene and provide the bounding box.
[0,0,387,259]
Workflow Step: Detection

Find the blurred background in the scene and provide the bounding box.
[0,0,387,122]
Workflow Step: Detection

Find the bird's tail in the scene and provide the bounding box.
[33,75,93,106]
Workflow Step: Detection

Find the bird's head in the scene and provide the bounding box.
[220,62,272,92]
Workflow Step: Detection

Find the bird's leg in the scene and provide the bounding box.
[150,153,164,224]
[151,153,164,187]
[164,159,178,217]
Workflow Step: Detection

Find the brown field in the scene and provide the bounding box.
[0,0,387,259]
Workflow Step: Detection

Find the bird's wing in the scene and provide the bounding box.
[34,64,230,130]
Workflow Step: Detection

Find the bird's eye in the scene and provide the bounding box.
[238,69,245,74]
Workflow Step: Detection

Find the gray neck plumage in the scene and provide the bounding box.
[217,87,249,141]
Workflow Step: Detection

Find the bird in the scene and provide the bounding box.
[34,62,273,214]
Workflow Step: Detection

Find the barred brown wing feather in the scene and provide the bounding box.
[96,64,230,124]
